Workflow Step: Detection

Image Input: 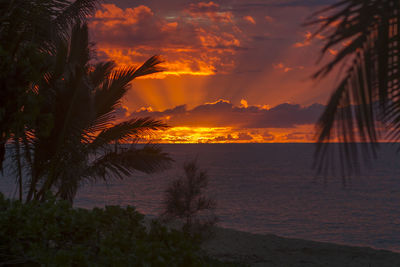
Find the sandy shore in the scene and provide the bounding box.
[202,227,400,267]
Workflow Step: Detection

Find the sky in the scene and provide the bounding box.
[89,0,339,143]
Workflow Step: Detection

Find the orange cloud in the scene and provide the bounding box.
[88,0,337,129]
[240,99,248,108]
[265,16,274,23]
[205,99,231,105]
[243,16,256,25]
[198,28,240,48]
[185,1,233,23]
[273,63,304,73]
[328,48,338,56]
[293,31,312,47]
[91,3,244,78]
[293,31,325,48]
[93,4,153,26]
[138,126,316,144]
[161,22,178,32]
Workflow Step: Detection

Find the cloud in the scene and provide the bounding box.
[211,132,253,142]
[233,0,336,9]
[243,15,256,25]
[293,31,325,48]
[93,4,153,26]
[265,15,275,23]
[273,62,304,73]
[283,132,313,141]
[263,132,275,141]
[185,1,233,23]
[121,99,325,129]
[90,2,246,78]
[92,0,340,118]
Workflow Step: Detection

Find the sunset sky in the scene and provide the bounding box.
[89,0,339,143]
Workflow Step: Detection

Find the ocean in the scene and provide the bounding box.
[1,143,400,252]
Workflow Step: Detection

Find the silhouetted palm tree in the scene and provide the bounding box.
[308,0,400,174]
[21,23,172,202]
[0,0,99,171]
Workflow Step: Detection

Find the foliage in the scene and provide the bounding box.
[7,22,172,203]
[307,0,400,174]
[0,193,239,267]
[1,1,170,204]
[0,0,100,170]
[162,160,217,240]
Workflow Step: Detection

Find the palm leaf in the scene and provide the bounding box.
[89,61,116,88]
[89,118,168,150]
[52,0,99,39]
[92,56,163,129]
[85,145,173,182]
[67,22,90,73]
[308,0,400,175]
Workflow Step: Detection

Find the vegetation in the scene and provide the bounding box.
[162,160,217,240]
[1,0,172,203]
[19,21,171,203]
[309,0,400,174]
[0,0,99,171]
[0,1,231,265]
[0,193,241,266]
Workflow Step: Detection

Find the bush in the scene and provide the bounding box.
[0,193,234,266]
[161,160,218,240]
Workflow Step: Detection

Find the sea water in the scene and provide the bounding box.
[1,143,400,252]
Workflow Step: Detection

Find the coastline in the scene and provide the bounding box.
[203,226,400,267]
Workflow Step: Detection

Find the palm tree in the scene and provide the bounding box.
[0,0,99,171]
[20,22,172,202]
[308,0,400,175]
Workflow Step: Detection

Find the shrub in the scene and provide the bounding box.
[162,159,218,240]
[0,193,234,266]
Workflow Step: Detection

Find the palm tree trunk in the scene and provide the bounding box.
[26,172,38,202]
[13,138,23,201]
[0,140,5,172]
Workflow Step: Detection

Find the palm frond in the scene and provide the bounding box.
[67,22,90,71]
[85,145,173,182]
[93,57,163,127]
[94,67,141,121]
[89,61,116,88]
[131,55,164,78]
[89,118,168,150]
[53,0,99,38]
[309,0,400,175]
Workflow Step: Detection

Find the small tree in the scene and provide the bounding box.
[162,159,217,238]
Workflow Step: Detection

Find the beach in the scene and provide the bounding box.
[203,227,400,267]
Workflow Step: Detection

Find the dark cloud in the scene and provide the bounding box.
[232,0,336,9]
[125,100,325,128]
[211,132,254,142]
[186,2,220,13]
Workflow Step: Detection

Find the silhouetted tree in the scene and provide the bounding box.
[307,0,400,174]
[19,22,172,202]
[162,160,217,238]
[0,0,99,171]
